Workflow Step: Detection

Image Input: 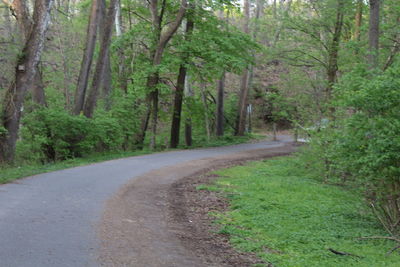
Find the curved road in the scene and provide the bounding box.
[0,138,291,267]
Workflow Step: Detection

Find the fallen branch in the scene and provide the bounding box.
[328,248,362,258]
[387,245,400,255]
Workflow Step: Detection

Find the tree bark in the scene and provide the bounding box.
[326,0,344,99]
[216,71,225,136]
[235,0,251,136]
[99,0,112,109]
[170,64,187,148]
[10,0,47,106]
[184,76,193,147]
[170,16,194,148]
[83,0,117,118]
[73,0,100,115]
[353,0,363,42]
[368,0,380,68]
[0,0,54,164]
[200,82,211,141]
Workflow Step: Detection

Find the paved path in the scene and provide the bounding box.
[0,138,291,267]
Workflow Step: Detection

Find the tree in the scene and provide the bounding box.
[73,0,100,115]
[0,0,54,163]
[135,0,188,149]
[5,0,47,106]
[170,9,194,148]
[326,0,345,99]
[368,0,380,68]
[83,0,118,118]
[235,0,251,136]
[216,71,225,136]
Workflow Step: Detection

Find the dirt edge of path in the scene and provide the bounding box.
[167,147,298,267]
[98,143,298,267]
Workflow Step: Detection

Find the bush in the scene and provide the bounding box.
[304,64,400,236]
[17,108,124,163]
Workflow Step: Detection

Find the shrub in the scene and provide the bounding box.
[17,108,124,163]
[303,64,400,236]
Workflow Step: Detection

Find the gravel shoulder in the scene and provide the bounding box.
[99,143,297,266]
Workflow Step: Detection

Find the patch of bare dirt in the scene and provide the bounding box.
[99,144,297,266]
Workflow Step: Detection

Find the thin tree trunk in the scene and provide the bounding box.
[73,0,100,115]
[353,0,363,41]
[368,0,380,68]
[170,16,194,148]
[235,0,251,136]
[326,0,344,99]
[199,82,211,141]
[83,0,117,118]
[32,67,47,106]
[184,76,193,147]
[55,17,71,108]
[215,8,228,137]
[216,71,225,136]
[115,0,128,94]
[0,0,54,164]
[170,65,187,148]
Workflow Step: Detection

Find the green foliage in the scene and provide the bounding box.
[17,108,124,163]
[206,157,400,267]
[303,63,400,235]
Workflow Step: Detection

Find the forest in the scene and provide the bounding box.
[0,0,400,257]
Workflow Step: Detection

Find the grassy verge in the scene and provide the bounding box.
[200,156,400,267]
[0,134,260,184]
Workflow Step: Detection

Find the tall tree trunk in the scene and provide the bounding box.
[235,0,251,136]
[199,81,211,141]
[83,0,117,118]
[54,15,71,108]
[115,0,128,94]
[10,0,47,106]
[73,0,100,115]
[99,0,112,109]
[326,0,344,99]
[368,0,380,68]
[353,0,363,41]
[170,64,187,148]
[216,71,225,136]
[170,16,194,148]
[32,67,47,106]
[184,76,193,147]
[0,0,54,164]
[215,8,229,137]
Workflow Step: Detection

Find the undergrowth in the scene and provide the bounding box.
[201,156,400,267]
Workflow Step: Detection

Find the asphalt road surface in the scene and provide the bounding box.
[0,137,292,267]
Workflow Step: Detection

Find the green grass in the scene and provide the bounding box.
[0,134,260,184]
[203,156,400,267]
